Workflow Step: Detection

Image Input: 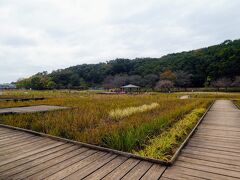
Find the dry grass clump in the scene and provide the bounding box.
[135,108,206,160]
[109,103,159,120]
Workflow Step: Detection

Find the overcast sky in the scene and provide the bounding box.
[1,0,240,83]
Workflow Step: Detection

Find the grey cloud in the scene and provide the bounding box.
[0,0,240,83]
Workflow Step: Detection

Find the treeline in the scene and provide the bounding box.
[16,39,240,90]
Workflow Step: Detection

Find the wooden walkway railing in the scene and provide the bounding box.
[0,100,239,179]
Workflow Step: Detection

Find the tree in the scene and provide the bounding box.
[211,78,232,91]
[143,74,159,89]
[160,70,176,81]
[16,78,31,89]
[46,81,56,89]
[30,76,45,90]
[14,39,240,89]
[128,75,143,86]
[231,76,240,87]
[103,76,115,89]
[113,74,128,88]
[155,80,174,92]
[70,74,80,86]
[79,78,88,89]
[174,71,192,90]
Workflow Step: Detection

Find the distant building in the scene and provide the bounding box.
[121,84,140,93]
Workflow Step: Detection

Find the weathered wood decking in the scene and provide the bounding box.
[0,100,239,179]
[0,127,166,179]
[162,100,240,179]
[0,105,68,115]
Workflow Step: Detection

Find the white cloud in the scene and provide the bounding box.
[0,0,240,83]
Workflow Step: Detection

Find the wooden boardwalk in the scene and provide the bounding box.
[162,100,240,180]
[0,100,239,179]
[0,105,68,115]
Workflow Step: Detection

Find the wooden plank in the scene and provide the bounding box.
[0,135,40,147]
[103,158,140,180]
[181,151,240,166]
[178,156,240,172]
[121,161,152,180]
[188,140,240,151]
[0,143,71,173]
[0,132,29,140]
[46,151,107,180]
[197,126,240,132]
[189,138,240,148]
[141,164,166,180]
[188,143,240,154]
[0,130,20,135]
[175,160,240,178]
[28,149,96,179]
[4,146,88,179]
[183,146,240,158]
[164,165,238,180]
[65,153,117,179]
[0,140,59,166]
[0,134,35,145]
[0,137,45,153]
[163,168,204,180]
[192,133,240,141]
[0,138,54,157]
[84,156,128,180]
[182,149,240,161]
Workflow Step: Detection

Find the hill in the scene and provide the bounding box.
[16,39,240,90]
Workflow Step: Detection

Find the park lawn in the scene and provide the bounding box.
[0,90,213,160]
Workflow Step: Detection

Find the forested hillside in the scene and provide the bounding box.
[16,39,240,90]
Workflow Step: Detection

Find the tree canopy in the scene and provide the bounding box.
[16,39,240,90]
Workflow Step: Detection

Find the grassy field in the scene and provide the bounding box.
[1,90,240,160]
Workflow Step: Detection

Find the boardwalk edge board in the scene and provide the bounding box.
[233,100,240,109]
[0,104,63,110]
[0,105,70,115]
[0,97,45,102]
[0,102,214,166]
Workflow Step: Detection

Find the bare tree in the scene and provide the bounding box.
[113,74,129,87]
[155,80,174,92]
[128,75,143,86]
[174,71,192,90]
[143,74,159,89]
[231,76,240,87]
[103,74,129,89]
[211,78,232,91]
[103,75,115,89]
